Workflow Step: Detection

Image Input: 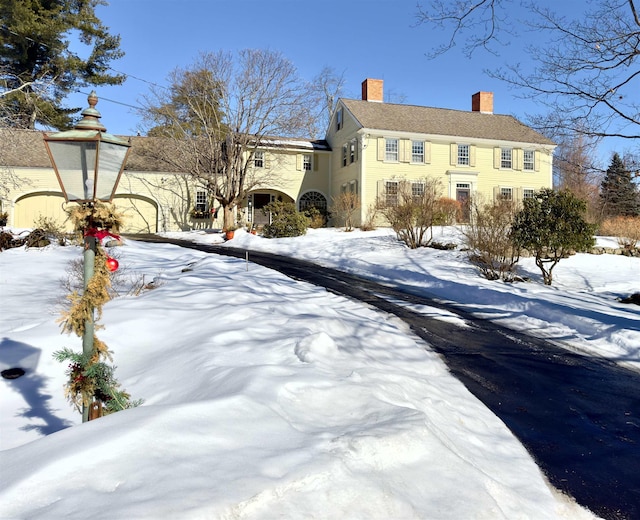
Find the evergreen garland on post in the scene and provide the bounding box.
[54,202,141,417]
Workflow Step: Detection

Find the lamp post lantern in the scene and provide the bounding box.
[44,91,131,422]
[44,91,131,204]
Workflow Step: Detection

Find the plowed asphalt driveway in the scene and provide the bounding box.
[130,235,640,520]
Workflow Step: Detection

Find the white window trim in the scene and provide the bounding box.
[501,148,513,169]
[457,144,470,166]
[411,140,425,164]
[385,138,399,162]
[523,150,535,171]
[254,151,264,168]
[303,154,312,171]
[500,187,513,200]
[195,189,208,212]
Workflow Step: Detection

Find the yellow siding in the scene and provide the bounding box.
[4,102,554,232]
[356,134,553,214]
[14,192,69,230]
[257,149,330,202]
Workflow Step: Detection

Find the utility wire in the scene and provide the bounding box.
[76,91,143,111]
[1,24,168,110]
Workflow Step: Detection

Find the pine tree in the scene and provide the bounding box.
[0,0,124,130]
[600,153,640,218]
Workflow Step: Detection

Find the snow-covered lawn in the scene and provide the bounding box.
[2,226,637,519]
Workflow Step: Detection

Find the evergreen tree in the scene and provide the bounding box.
[511,189,595,285]
[600,153,640,218]
[0,0,124,130]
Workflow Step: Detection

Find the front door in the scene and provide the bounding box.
[456,188,471,223]
[252,193,272,226]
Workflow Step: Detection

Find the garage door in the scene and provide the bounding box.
[113,195,158,233]
[14,192,70,230]
[14,193,157,233]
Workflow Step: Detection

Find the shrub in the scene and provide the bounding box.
[33,215,70,246]
[360,203,379,231]
[600,216,640,250]
[511,189,595,285]
[262,200,309,238]
[461,197,520,281]
[303,206,328,229]
[331,191,360,231]
[434,197,461,225]
[377,178,442,249]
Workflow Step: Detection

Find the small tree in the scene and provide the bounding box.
[377,178,441,249]
[511,189,596,285]
[262,200,309,238]
[331,191,360,231]
[462,197,520,281]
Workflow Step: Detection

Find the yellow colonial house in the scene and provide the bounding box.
[0,78,555,233]
[327,79,556,226]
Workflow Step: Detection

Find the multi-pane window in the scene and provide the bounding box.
[254,151,264,168]
[458,144,470,166]
[385,138,398,162]
[342,181,358,194]
[350,140,356,163]
[523,150,535,171]
[501,148,513,169]
[523,188,535,200]
[412,182,424,201]
[303,154,312,171]
[336,109,343,131]
[500,187,513,200]
[342,145,348,167]
[386,181,399,206]
[412,141,424,163]
[299,191,328,213]
[195,190,207,212]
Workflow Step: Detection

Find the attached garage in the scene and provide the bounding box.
[14,192,158,233]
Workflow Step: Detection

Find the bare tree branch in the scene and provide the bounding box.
[138,49,320,231]
[415,0,511,57]
[416,0,640,150]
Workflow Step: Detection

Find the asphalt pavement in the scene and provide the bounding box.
[130,235,640,520]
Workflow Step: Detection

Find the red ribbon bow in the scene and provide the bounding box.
[84,228,121,242]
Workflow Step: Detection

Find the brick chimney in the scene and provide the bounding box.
[472,91,493,114]
[362,78,383,102]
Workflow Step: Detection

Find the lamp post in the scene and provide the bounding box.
[44,91,131,422]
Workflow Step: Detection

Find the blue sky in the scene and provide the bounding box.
[67,0,619,162]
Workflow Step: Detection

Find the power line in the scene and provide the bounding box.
[107,67,167,91]
[76,90,143,111]
[1,24,168,109]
